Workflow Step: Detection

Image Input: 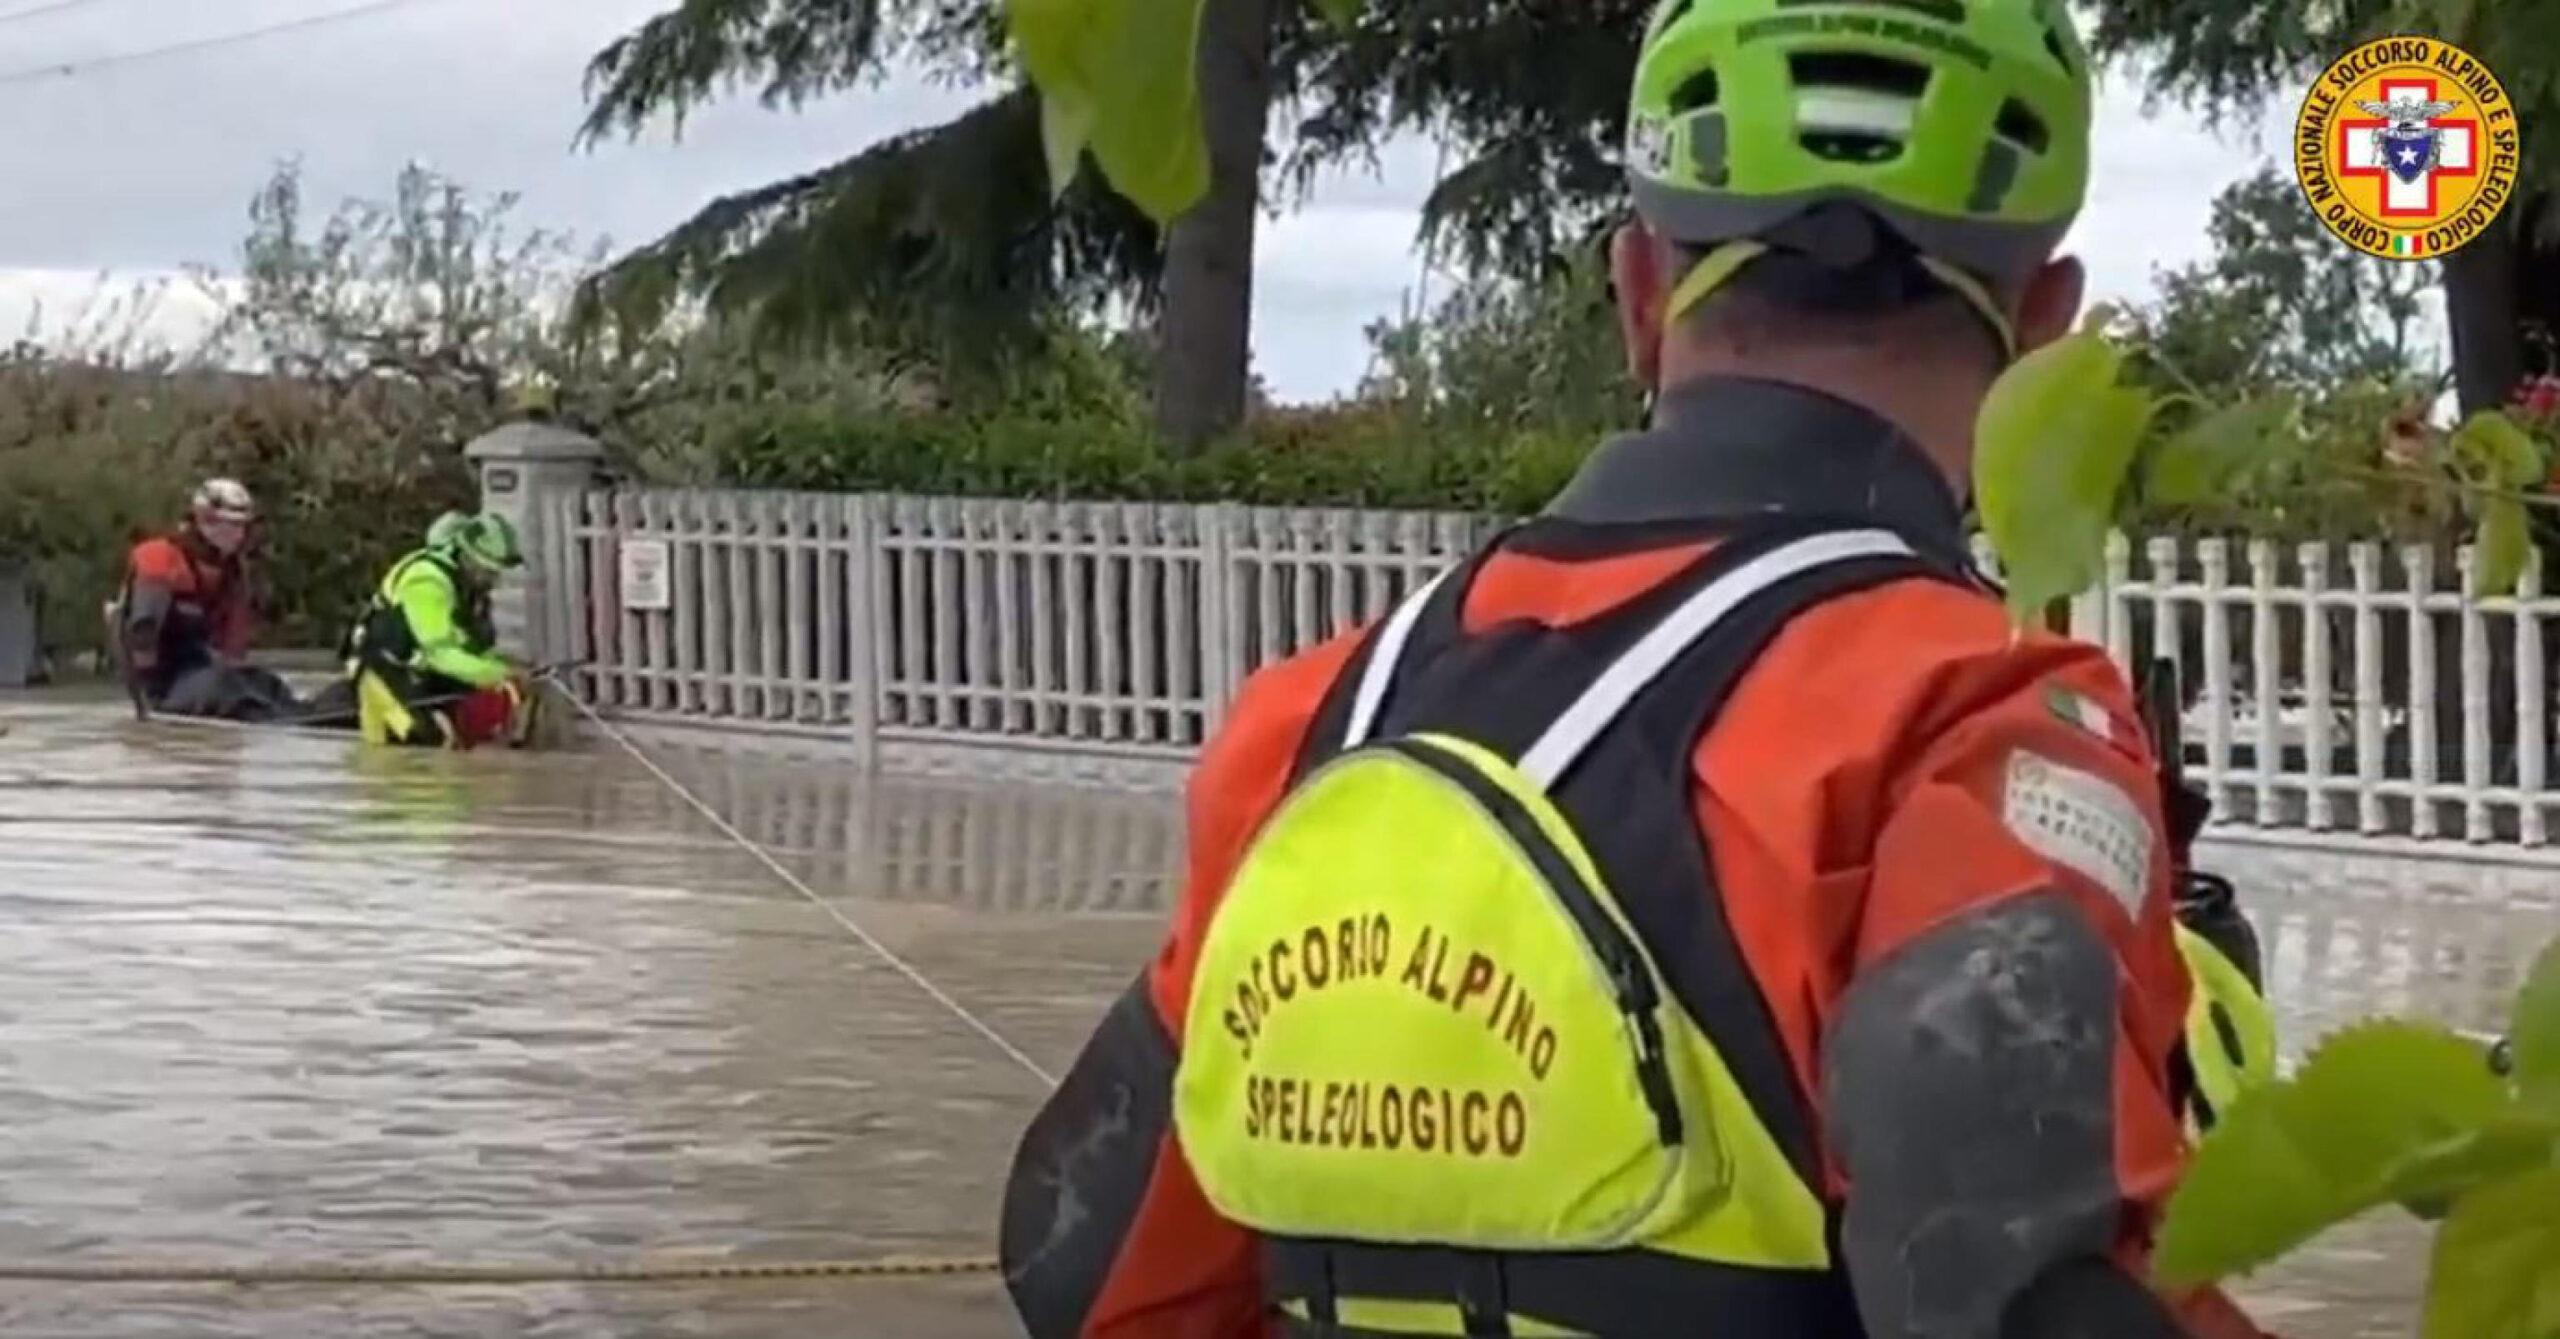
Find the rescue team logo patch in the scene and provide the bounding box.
[2293,35,2520,261]
[2002,751,2152,915]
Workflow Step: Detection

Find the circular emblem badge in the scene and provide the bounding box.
[2293,35,2520,261]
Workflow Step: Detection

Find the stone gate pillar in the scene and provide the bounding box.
[465,418,605,665]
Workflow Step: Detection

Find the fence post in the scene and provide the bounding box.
[466,418,607,665]
[2520,549,2548,848]
[1201,501,1242,732]
[0,563,35,688]
[2089,532,2131,671]
[2069,533,2116,655]
[2301,541,2334,832]
[846,493,883,768]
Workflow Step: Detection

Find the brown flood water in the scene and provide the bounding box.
[0,691,2551,1337]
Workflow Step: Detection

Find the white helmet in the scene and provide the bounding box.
[190,477,255,525]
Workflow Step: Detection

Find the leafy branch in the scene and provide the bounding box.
[1972,327,2557,618]
[2153,939,2560,1338]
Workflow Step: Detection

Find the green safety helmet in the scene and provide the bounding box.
[1623,0,2093,353]
[429,510,524,573]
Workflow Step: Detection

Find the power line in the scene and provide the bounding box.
[0,0,122,30]
[0,0,458,86]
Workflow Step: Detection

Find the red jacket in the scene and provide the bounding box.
[122,528,255,684]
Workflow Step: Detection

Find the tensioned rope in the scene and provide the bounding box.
[557,687,1060,1091]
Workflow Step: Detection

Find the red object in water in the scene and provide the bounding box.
[450,687,515,748]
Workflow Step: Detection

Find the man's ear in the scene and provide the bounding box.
[2014,254,2086,354]
[1611,220,1668,390]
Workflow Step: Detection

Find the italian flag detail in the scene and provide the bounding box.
[2046,685,2135,750]
[2392,233,2424,257]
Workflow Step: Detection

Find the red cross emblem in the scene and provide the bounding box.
[2336,76,2479,218]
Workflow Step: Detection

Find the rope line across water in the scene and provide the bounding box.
[555,688,1060,1090]
[0,1254,1000,1285]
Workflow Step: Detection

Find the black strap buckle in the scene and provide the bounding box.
[1456,1252,1511,1337]
[1306,1247,1339,1327]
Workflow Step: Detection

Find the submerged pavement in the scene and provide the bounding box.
[0,691,2549,1336]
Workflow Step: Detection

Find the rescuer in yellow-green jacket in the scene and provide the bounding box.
[340,510,534,749]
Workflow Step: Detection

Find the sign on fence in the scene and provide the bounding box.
[617,538,671,612]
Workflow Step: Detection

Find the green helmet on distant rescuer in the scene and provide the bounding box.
[1622,0,2092,355]
[428,511,524,581]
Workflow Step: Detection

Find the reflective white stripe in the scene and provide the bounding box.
[1343,565,1456,749]
[1515,529,1916,789]
[1795,88,1917,139]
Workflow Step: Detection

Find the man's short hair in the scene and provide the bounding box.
[1675,242,2007,363]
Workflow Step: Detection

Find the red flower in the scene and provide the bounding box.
[2511,374,2560,421]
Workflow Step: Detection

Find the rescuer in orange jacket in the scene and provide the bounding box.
[997,1,2273,1335]
[117,478,298,720]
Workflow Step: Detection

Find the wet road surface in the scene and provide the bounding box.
[0,691,2552,1336]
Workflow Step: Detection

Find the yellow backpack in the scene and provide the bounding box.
[1171,522,1940,1335]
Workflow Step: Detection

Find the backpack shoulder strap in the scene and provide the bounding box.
[1516,526,1924,789]
[1341,563,1464,751]
[1292,532,1510,780]
[1293,520,1952,784]
[1534,526,1953,1187]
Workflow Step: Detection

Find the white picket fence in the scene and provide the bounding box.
[525,487,2560,855]
[2053,534,2558,852]
[531,489,1490,759]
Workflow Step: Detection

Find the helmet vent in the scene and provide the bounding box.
[1995,98,2049,154]
[2043,24,2074,75]
[1669,68,1720,114]
[1789,51,1928,164]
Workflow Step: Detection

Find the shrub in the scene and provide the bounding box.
[707,399,1599,515]
[0,353,478,658]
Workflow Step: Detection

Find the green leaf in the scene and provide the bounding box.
[2148,394,2294,507]
[2288,1020,2515,1183]
[1974,331,2156,622]
[2513,936,2560,1113]
[1309,0,1362,23]
[2481,496,2536,598]
[2423,1166,2560,1339]
[2156,1020,2517,1287]
[2155,1084,2346,1286]
[2453,409,2549,490]
[1038,83,1095,201]
[2385,1116,2560,1220]
[1007,0,1211,223]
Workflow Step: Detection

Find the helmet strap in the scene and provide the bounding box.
[1911,256,2020,362]
[1662,240,1770,324]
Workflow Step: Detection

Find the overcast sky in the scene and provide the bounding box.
[0,0,2310,403]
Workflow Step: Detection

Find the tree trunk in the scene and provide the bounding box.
[2519,194,2560,384]
[2444,214,2523,415]
[1152,0,1273,452]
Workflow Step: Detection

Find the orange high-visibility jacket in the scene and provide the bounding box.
[1000,377,2268,1339]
